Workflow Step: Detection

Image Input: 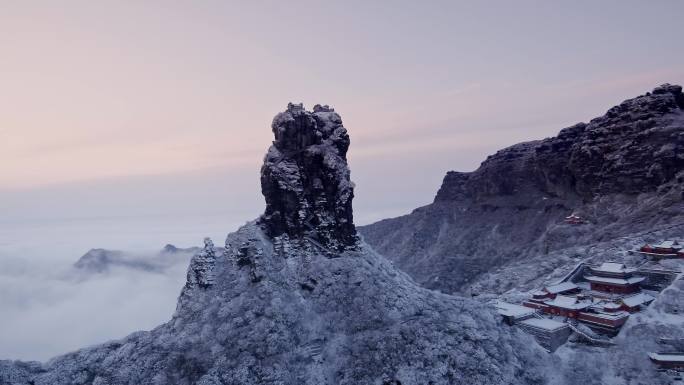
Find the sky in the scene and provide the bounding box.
[3,0,684,225]
[1,0,684,360]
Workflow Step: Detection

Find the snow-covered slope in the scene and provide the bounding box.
[355,84,684,385]
[360,84,684,295]
[0,104,550,385]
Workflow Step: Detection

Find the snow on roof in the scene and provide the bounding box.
[495,302,536,318]
[596,262,629,273]
[649,353,684,362]
[583,310,629,320]
[545,282,578,294]
[622,293,655,307]
[603,302,622,309]
[518,318,568,331]
[545,295,591,310]
[653,240,678,249]
[591,262,637,275]
[585,275,645,285]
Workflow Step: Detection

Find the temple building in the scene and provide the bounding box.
[494,302,571,351]
[517,318,571,352]
[619,293,655,312]
[495,301,536,325]
[503,255,666,346]
[584,262,645,294]
[564,214,584,225]
[530,282,580,300]
[575,308,629,335]
[522,294,629,335]
[639,240,682,258]
[601,293,653,314]
[541,295,591,318]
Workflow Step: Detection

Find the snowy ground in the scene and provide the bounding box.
[2,211,682,384]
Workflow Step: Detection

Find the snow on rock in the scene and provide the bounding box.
[360,84,684,295]
[183,238,217,289]
[0,104,552,385]
[356,85,684,384]
[260,103,357,252]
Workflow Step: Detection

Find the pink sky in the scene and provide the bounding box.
[2,1,683,224]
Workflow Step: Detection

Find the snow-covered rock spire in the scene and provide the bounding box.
[259,103,357,251]
[184,237,216,289]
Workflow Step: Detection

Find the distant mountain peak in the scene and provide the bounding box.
[651,83,683,105]
[162,244,179,253]
[259,103,357,252]
[72,245,200,275]
[433,83,684,204]
[73,248,125,273]
[362,83,684,297]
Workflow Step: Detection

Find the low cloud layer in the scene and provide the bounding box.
[0,216,230,362]
[0,192,412,362]
[0,251,190,361]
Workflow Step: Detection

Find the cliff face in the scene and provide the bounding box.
[360,84,684,294]
[0,105,551,385]
[259,103,357,252]
[435,84,684,202]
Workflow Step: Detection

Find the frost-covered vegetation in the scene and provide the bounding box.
[0,104,553,384]
[0,213,551,385]
[359,84,684,384]
[3,85,683,384]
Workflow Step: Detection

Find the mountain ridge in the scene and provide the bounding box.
[360,83,684,295]
[0,104,551,385]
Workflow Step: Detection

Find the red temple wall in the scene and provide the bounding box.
[577,313,626,327]
[589,282,639,294]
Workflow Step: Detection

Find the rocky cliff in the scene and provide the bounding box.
[0,105,551,385]
[259,103,357,251]
[360,84,684,295]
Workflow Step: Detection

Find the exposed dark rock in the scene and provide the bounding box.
[361,84,684,294]
[1,103,556,385]
[184,237,216,289]
[435,84,684,203]
[259,103,357,252]
[229,239,263,283]
[434,171,471,202]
